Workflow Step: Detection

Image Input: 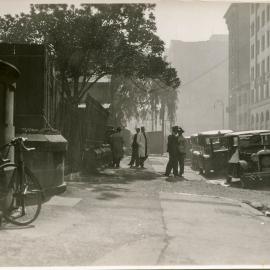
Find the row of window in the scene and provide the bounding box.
[250,32,270,57]
[251,4,270,34]
[237,111,270,129]
[251,57,270,80]
[251,83,270,104]
[251,110,270,124]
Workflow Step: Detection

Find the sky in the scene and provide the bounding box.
[0,0,231,47]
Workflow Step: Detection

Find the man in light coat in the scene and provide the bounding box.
[136,126,148,168]
[128,127,140,167]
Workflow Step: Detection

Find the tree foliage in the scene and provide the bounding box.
[0,3,180,124]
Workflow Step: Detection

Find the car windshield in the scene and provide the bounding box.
[206,137,227,150]
[239,134,262,148]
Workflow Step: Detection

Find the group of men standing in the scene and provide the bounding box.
[109,126,148,169]
[165,125,186,177]
[129,126,148,168]
[109,125,186,177]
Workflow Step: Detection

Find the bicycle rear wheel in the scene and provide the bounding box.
[4,166,42,226]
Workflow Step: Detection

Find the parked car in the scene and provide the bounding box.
[197,130,233,176]
[224,130,270,188]
[190,134,200,170]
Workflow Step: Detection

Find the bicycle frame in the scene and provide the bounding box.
[0,138,35,215]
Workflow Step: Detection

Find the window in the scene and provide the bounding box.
[251,89,255,104]
[267,31,270,47]
[251,66,255,80]
[256,88,259,102]
[267,56,270,72]
[256,63,260,76]
[251,4,255,14]
[262,10,266,26]
[251,22,255,36]
[262,35,265,51]
[256,113,259,123]
[260,85,264,100]
[251,44,255,59]
[266,81,270,98]
[238,95,242,106]
[244,93,248,104]
[262,60,265,74]
[256,16,260,31]
[251,115,255,128]
[266,111,270,121]
[268,5,270,21]
[256,39,260,55]
[261,112,264,123]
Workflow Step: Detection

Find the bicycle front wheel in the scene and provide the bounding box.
[4,166,42,226]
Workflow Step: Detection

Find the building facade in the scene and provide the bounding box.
[224,3,250,131]
[225,3,270,131]
[249,3,270,130]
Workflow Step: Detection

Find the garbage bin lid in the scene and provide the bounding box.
[0,60,20,84]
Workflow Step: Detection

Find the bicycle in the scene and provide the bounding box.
[0,137,43,226]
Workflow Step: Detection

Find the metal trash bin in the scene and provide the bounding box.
[19,133,68,197]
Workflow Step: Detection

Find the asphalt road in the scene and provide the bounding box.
[0,156,270,267]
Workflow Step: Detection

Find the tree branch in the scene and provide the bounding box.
[78,72,107,101]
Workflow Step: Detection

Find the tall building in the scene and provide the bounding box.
[225,3,270,131]
[168,35,228,136]
[224,3,250,131]
[249,3,270,130]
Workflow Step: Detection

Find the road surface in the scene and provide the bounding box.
[0,156,269,267]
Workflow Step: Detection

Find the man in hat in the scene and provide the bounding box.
[165,126,179,177]
[110,127,124,168]
[177,127,187,177]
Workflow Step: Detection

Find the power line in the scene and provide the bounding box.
[181,57,228,88]
[179,40,251,88]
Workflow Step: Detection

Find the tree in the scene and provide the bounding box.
[0,3,179,105]
[0,3,180,169]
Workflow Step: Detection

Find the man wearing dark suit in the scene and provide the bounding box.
[165,126,179,177]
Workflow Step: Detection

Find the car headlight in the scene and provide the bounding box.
[251,153,258,162]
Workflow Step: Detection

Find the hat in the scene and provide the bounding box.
[172,126,178,132]
[178,127,184,133]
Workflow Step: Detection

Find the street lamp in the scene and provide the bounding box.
[214,99,225,129]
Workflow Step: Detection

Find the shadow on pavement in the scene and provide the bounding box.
[65,161,163,201]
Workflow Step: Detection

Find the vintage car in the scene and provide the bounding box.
[190,134,200,170]
[197,129,233,176]
[224,130,270,188]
